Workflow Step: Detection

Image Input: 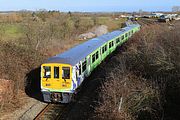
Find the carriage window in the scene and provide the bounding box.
[125,33,128,37]
[62,67,70,79]
[112,41,114,46]
[121,35,124,40]
[102,45,107,54]
[102,47,105,54]
[105,45,107,51]
[82,61,87,72]
[109,42,111,48]
[116,38,120,43]
[96,51,99,59]
[54,67,59,78]
[92,54,96,63]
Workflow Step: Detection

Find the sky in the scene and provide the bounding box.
[0,0,180,12]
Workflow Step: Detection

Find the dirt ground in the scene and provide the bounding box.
[0,91,47,120]
[0,68,48,120]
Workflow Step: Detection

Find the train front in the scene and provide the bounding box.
[41,63,73,103]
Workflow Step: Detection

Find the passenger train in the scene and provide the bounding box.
[41,22,140,103]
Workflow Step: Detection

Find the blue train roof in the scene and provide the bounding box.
[45,24,140,66]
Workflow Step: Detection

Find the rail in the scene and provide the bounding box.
[34,104,66,120]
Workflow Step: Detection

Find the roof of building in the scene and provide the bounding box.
[44,24,140,66]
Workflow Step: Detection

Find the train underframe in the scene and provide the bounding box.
[42,90,73,103]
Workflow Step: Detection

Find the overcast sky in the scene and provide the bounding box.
[0,0,180,12]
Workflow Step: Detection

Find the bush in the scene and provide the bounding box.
[94,56,161,120]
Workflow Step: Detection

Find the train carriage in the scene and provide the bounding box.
[41,23,140,103]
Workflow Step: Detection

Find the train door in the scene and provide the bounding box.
[99,48,102,62]
[82,58,89,77]
[87,56,91,76]
[76,62,83,87]
[108,41,113,53]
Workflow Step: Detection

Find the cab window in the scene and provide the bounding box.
[43,66,51,78]
[62,67,70,79]
[54,67,59,78]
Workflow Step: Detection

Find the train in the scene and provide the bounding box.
[40,22,140,103]
[158,14,178,22]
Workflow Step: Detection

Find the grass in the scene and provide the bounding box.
[0,23,23,40]
[0,16,125,41]
[80,16,126,31]
[96,17,126,31]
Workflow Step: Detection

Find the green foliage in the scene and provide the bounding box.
[0,23,23,40]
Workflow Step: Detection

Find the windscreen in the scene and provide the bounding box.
[62,67,70,79]
[43,66,51,78]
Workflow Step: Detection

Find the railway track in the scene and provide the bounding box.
[137,18,176,30]
[137,18,157,26]
[34,103,67,120]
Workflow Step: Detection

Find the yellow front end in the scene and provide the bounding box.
[41,63,72,92]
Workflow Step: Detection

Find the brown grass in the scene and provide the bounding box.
[94,57,160,120]
[0,79,14,107]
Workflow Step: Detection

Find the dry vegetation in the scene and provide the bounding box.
[94,22,180,120]
[0,11,126,114]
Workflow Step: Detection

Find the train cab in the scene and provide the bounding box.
[41,63,73,103]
